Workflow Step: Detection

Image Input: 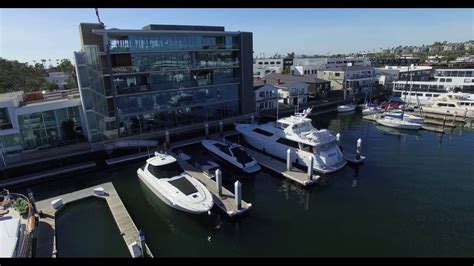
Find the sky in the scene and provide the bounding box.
[1,8,473,65]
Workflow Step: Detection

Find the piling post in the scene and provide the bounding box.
[442,114,447,130]
[336,133,342,151]
[251,115,255,124]
[464,108,468,120]
[139,229,146,258]
[453,112,457,125]
[165,131,170,146]
[307,155,314,180]
[205,123,209,139]
[356,138,362,160]
[215,169,222,197]
[286,148,291,171]
[219,120,224,137]
[234,181,242,210]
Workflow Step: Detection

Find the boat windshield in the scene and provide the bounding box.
[148,162,184,179]
[315,140,336,152]
[230,147,254,165]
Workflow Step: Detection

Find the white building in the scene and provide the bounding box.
[253,58,284,78]
[292,57,371,76]
[0,90,86,154]
[275,81,308,107]
[45,72,70,89]
[254,83,279,111]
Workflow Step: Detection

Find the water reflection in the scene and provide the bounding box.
[349,165,360,188]
[277,180,315,212]
[375,124,422,140]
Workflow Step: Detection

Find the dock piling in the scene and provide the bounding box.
[139,229,146,258]
[356,138,362,160]
[205,123,209,139]
[443,114,447,130]
[453,112,457,124]
[307,155,314,180]
[165,131,170,146]
[215,169,222,196]
[251,115,255,124]
[336,133,342,151]
[286,148,291,171]
[219,121,223,137]
[234,181,242,210]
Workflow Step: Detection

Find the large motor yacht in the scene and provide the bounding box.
[137,152,214,214]
[235,108,347,174]
[422,92,474,118]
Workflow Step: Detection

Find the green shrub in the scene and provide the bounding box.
[13,198,29,215]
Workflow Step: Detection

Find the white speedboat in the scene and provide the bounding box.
[0,190,36,258]
[337,103,356,113]
[137,152,213,214]
[376,114,422,130]
[235,107,347,174]
[201,140,261,174]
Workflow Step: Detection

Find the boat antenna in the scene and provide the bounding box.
[276,87,279,121]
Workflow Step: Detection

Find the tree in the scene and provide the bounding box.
[286,52,295,60]
[0,58,50,93]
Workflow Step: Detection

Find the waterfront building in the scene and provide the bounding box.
[0,90,86,154]
[253,83,278,111]
[258,73,330,100]
[317,65,377,95]
[291,57,371,76]
[253,58,284,78]
[375,65,433,90]
[392,68,474,105]
[74,23,254,143]
[45,72,70,90]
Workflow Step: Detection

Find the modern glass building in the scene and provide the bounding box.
[75,23,254,143]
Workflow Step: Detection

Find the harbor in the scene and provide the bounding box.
[6,111,474,257]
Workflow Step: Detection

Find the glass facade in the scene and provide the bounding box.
[77,29,245,142]
[0,108,13,130]
[0,106,82,151]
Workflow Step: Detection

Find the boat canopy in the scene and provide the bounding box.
[0,216,20,257]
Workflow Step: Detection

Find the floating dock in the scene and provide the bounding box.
[168,149,252,218]
[241,147,320,186]
[35,182,153,258]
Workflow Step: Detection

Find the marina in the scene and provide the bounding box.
[5,111,474,257]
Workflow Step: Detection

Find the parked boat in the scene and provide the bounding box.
[376,113,422,130]
[384,109,424,124]
[337,104,356,113]
[0,190,36,258]
[235,107,347,174]
[137,152,214,214]
[201,140,261,174]
[361,85,382,116]
[422,92,474,118]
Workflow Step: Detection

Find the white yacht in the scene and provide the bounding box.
[201,140,261,174]
[422,92,474,118]
[376,113,422,130]
[0,190,36,258]
[137,152,214,214]
[235,108,347,174]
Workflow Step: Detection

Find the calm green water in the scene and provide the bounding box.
[17,112,474,257]
[55,197,130,257]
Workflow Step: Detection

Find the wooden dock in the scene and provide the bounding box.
[168,150,252,218]
[35,182,153,258]
[240,147,321,187]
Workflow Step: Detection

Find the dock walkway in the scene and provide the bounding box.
[35,182,153,258]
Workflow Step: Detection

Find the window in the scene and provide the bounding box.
[440,78,445,82]
[425,94,432,97]
[253,128,273,137]
[215,143,232,156]
[433,94,440,97]
[417,93,423,96]
[276,61,281,64]
[335,73,340,77]
[270,62,275,65]
[276,138,300,148]
[438,103,447,107]
[0,108,13,130]
[446,78,452,82]
[147,162,183,179]
[264,62,269,65]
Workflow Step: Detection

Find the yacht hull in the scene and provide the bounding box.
[376,118,422,130]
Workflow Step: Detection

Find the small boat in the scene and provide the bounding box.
[384,110,424,124]
[362,105,382,116]
[376,114,422,130]
[337,103,356,113]
[137,152,214,214]
[201,140,261,174]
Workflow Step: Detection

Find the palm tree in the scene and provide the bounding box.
[41,59,46,68]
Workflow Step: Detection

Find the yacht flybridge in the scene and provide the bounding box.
[235,108,347,174]
[137,152,214,214]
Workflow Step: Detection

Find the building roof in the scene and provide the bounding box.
[324,65,374,72]
[0,91,24,103]
[262,73,330,86]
